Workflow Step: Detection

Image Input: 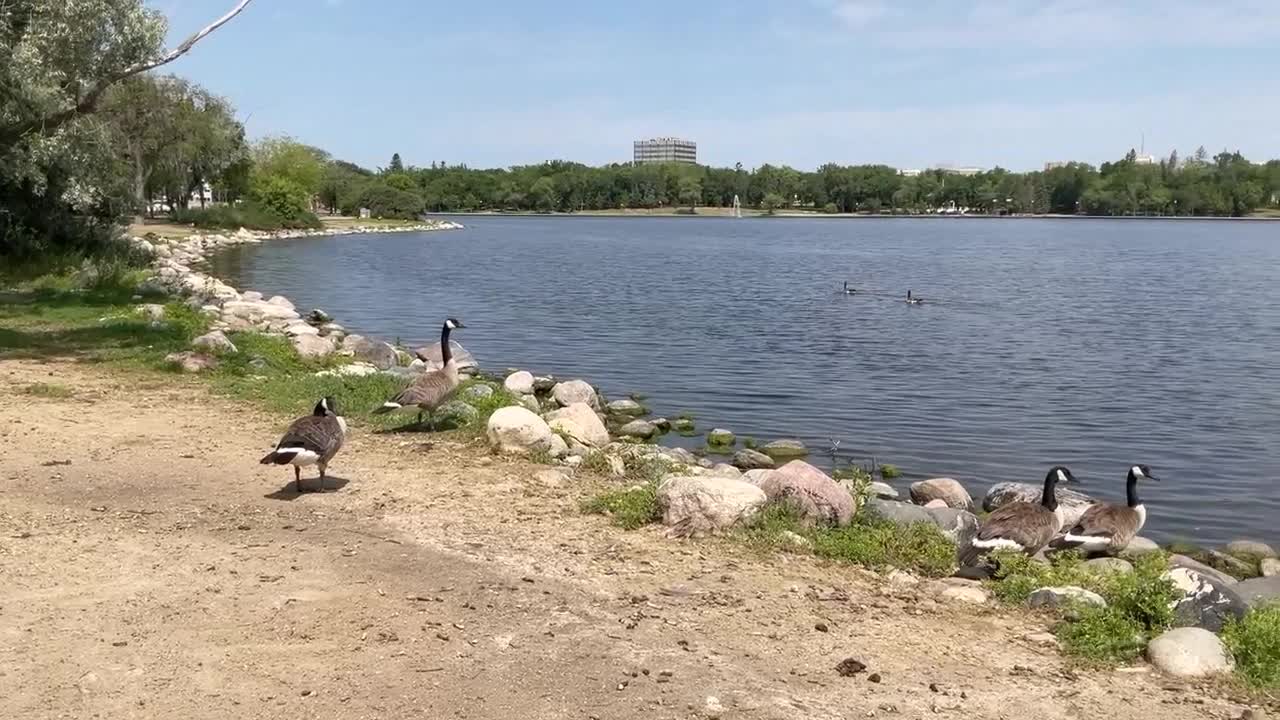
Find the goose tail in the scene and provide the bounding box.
[371,401,402,415]
[260,450,294,465]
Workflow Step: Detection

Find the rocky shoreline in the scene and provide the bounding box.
[126,218,1278,684]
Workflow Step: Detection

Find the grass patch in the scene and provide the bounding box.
[581,482,661,530]
[1222,604,1280,689]
[988,550,1180,664]
[22,382,74,398]
[732,502,957,577]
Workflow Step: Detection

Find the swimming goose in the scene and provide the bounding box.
[373,317,466,428]
[843,281,857,295]
[260,396,347,493]
[1060,465,1159,552]
[905,290,923,305]
[970,466,1076,557]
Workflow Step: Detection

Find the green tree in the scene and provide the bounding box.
[760,192,785,215]
[678,177,701,211]
[389,153,404,173]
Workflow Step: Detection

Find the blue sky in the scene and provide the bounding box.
[161,0,1279,172]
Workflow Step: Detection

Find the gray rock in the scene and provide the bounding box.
[164,351,218,373]
[662,447,700,466]
[487,406,555,456]
[1082,557,1134,576]
[1234,575,1280,608]
[242,291,263,302]
[706,428,735,446]
[551,379,597,408]
[433,400,480,430]
[532,375,556,392]
[1118,536,1161,559]
[761,439,808,459]
[306,308,331,324]
[319,322,346,337]
[1165,567,1249,632]
[911,478,973,510]
[707,463,743,480]
[503,371,535,395]
[732,449,775,470]
[657,476,767,538]
[650,417,671,431]
[520,394,541,413]
[1027,586,1106,610]
[137,303,167,321]
[1262,558,1280,577]
[1167,554,1239,586]
[461,383,496,401]
[1205,548,1257,578]
[866,498,934,527]
[284,322,320,337]
[414,341,477,372]
[672,417,695,432]
[618,420,657,439]
[606,399,647,416]
[1226,540,1277,560]
[292,334,335,358]
[758,461,855,526]
[191,330,236,354]
[938,582,990,605]
[925,507,979,550]
[349,339,399,370]
[867,481,900,500]
[1146,628,1234,678]
[267,295,295,310]
[983,481,1096,528]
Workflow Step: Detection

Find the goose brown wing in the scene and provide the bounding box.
[277,415,343,459]
[1066,504,1139,546]
[390,368,459,410]
[977,501,1059,552]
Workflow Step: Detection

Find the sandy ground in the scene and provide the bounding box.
[0,358,1253,719]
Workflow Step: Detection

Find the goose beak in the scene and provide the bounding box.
[1146,474,1161,482]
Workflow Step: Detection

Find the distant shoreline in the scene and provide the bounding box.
[431,209,1280,222]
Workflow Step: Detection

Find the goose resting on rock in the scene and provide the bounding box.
[260,396,346,493]
[1059,464,1159,553]
[964,466,1076,563]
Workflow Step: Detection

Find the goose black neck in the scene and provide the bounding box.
[1126,472,1140,507]
[1040,472,1059,510]
[440,324,453,365]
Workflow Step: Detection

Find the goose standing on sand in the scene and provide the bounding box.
[906,290,923,305]
[843,281,857,295]
[968,466,1076,558]
[1060,465,1159,552]
[373,317,466,428]
[260,396,347,493]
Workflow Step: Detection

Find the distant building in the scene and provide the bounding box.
[633,137,697,165]
[935,165,983,176]
[899,168,922,177]
[1134,154,1156,165]
[1044,161,1069,171]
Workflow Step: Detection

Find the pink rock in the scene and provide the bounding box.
[757,460,855,526]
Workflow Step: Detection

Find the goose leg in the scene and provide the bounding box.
[294,466,302,493]
[318,462,327,492]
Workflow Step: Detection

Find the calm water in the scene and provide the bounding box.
[210,217,1280,545]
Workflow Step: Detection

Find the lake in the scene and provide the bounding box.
[210,216,1280,546]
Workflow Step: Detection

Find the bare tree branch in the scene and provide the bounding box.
[0,0,255,148]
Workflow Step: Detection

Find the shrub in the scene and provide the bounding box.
[250,175,312,221]
[581,482,661,530]
[822,202,840,214]
[1056,606,1147,664]
[810,516,957,577]
[1222,604,1280,689]
[359,182,426,220]
[172,201,321,231]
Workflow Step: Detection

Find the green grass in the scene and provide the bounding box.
[581,482,661,530]
[988,550,1180,664]
[1222,605,1280,689]
[732,502,957,577]
[22,382,74,398]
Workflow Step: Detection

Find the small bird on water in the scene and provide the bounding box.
[906,290,924,305]
[260,396,347,493]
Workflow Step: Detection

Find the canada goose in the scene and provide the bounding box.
[1060,465,1159,552]
[260,396,347,493]
[906,290,923,305]
[373,317,466,427]
[969,466,1076,557]
[843,281,857,295]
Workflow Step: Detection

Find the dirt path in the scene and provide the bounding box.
[0,358,1243,719]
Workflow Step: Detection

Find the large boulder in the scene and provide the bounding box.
[865,499,977,550]
[1168,554,1238,586]
[867,481,900,500]
[1146,628,1234,678]
[1164,567,1249,632]
[504,371,535,395]
[351,338,399,370]
[1262,558,1280,577]
[551,379,597,408]
[733,449,775,470]
[657,476,767,538]
[1225,540,1277,560]
[911,478,973,510]
[1234,575,1280,608]
[292,334,335,358]
[706,429,735,446]
[606,399,646,416]
[1028,586,1106,610]
[983,481,1096,527]
[757,460,854,527]
[486,407,555,455]
[618,419,657,439]
[761,439,808,459]
[191,330,236,354]
[1118,536,1161,559]
[866,498,932,526]
[545,403,610,447]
